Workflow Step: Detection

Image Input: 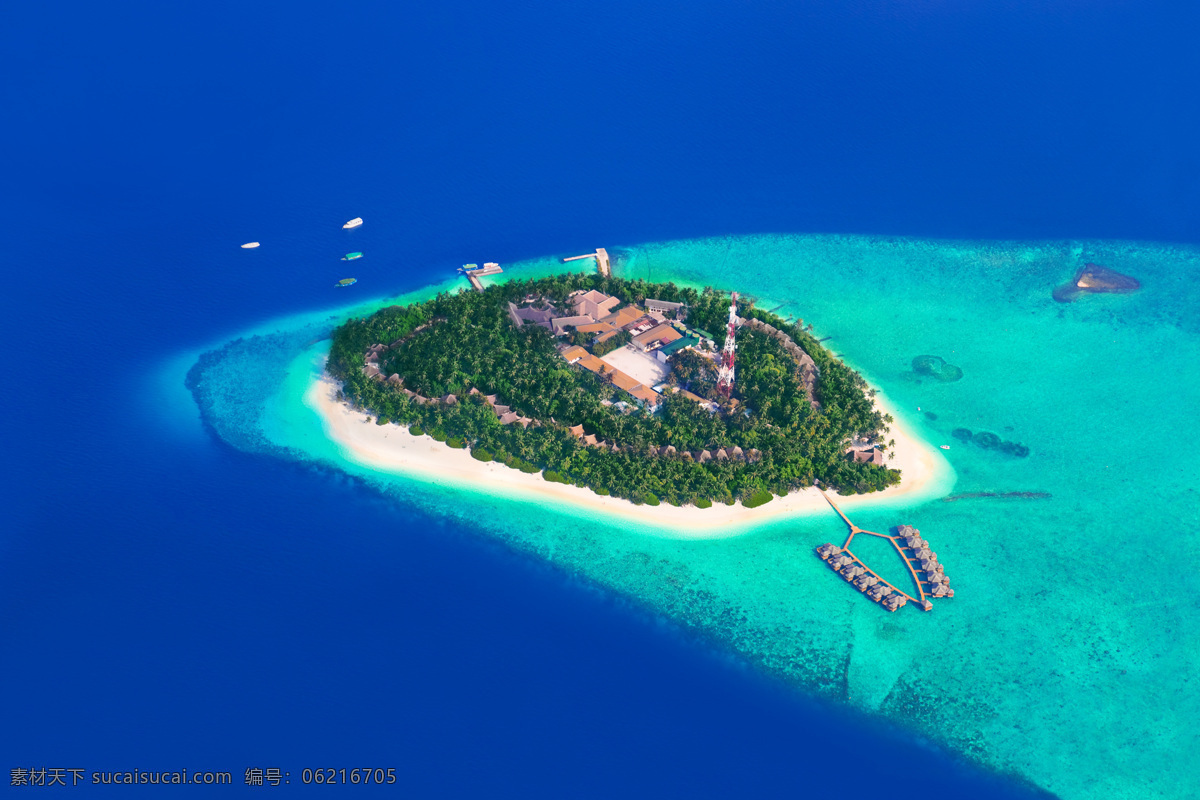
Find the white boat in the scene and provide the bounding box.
[241,242,260,249]
[940,445,950,450]
[342,217,363,229]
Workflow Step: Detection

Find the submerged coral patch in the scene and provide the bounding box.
[951,428,1029,457]
[911,355,963,382]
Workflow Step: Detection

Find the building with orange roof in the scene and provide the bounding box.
[631,323,683,352]
[599,306,644,329]
[561,345,589,363]
[572,290,620,320]
[608,370,661,407]
[575,322,618,337]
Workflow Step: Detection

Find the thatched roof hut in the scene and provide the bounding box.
[387,374,402,384]
[584,434,598,446]
[442,393,457,405]
[730,445,745,460]
[854,575,878,590]
[485,394,498,406]
[715,448,729,461]
[747,448,762,463]
[664,445,677,456]
[499,411,521,425]
[699,450,713,463]
[568,424,585,437]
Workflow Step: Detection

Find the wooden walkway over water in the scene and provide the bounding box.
[815,489,953,613]
[563,247,611,277]
[462,262,503,292]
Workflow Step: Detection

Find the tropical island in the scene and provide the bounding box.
[326,273,900,508]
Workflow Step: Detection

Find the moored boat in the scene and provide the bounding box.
[241,242,260,249]
[335,278,357,287]
[342,217,363,229]
[342,252,363,261]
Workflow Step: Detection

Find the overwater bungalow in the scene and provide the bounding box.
[815,543,840,560]
[853,574,879,591]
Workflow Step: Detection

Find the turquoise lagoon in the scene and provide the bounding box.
[185,234,1200,799]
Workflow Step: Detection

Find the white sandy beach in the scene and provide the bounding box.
[305,371,954,538]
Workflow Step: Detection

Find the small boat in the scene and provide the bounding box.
[335,278,357,287]
[241,242,260,249]
[460,263,481,272]
[342,217,363,229]
[342,252,363,261]
[940,445,950,450]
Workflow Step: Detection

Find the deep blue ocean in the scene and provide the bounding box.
[4,1,1197,796]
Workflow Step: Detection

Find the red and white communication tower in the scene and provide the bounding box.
[716,292,739,397]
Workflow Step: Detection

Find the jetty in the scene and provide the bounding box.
[563,248,611,277]
[461,261,503,291]
[814,489,954,613]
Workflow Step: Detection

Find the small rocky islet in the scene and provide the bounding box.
[1052,262,1140,303]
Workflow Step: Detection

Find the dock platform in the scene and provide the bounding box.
[462,261,503,291]
[563,248,611,277]
[814,489,953,613]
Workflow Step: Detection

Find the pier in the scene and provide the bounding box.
[462,261,503,292]
[814,489,953,613]
[563,248,611,277]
